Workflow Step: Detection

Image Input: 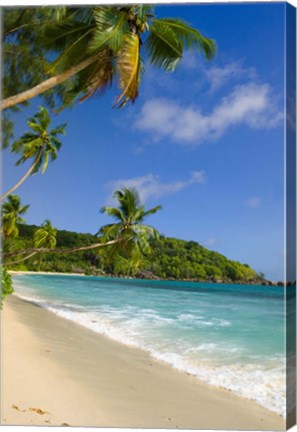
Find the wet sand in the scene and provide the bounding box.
[1,295,285,429]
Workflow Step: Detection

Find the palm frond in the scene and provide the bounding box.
[34,106,51,129]
[129,242,143,268]
[49,136,63,150]
[45,6,68,22]
[27,120,44,134]
[97,223,122,240]
[46,26,93,74]
[89,7,129,52]
[13,138,43,165]
[114,33,140,108]
[50,123,67,135]
[100,206,125,222]
[146,18,216,72]
[41,151,49,174]
[134,204,162,222]
[146,21,182,71]
[2,195,29,238]
[41,16,91,47]
[154,18,216,60]
[78,50,114,102]
[67,7,94,25]
[142,205,162,217]
[131,5,155,23]
[134,223,160,240]
[34,220,57,248]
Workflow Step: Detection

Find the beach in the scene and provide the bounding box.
[1,294,285,429]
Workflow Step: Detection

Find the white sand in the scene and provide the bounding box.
[1,294,285,429]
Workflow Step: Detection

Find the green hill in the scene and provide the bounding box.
[4,224,259,283]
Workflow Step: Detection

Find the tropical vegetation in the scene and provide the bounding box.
[1,267,13,308]
[2,5,216,111]
[2,189,162,275]
[2,194,29,237]
[3,222,259,283]
[98,188,162,274]
[1,106,66,201]
[1,6,220,304]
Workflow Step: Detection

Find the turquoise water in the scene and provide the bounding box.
[12,274,285,416]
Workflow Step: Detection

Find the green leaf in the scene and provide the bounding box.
[146,18,216,71]
[155,18,216,60]
[89,7,129,53]
[114,33,141,108]
[42,151,49,174]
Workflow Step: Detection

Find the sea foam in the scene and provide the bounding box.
[13,275,286,417]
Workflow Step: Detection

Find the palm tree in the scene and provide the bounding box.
[12,219,58,267]
[3,188,161,272]
[98,187,162,271]
[2,5,216,110]
[3,7,67,108]
[34,219,57,249]
[2,194,29,238]
[0,106,66,201]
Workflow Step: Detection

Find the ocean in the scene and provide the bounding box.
[11,273,286,417]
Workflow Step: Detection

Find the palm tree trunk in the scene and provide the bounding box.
[0,148,43,202]
[4,238,121,259]
[1,55,98,110]
[5,251,38,265]
[52,238,120,254]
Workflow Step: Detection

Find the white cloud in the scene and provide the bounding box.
[134,83,282,145]
[180,51,201,70]
[180,55,257,92]
[106,171,206,204]
[203,237,219,247]
[244,197,262,208]
[206,62,256,92]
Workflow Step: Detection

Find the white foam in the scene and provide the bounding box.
[177,314,232,328]
[13,286,286,418]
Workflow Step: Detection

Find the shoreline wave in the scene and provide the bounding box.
[13,290,285,418]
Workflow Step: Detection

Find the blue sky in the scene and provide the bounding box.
[3,3,287,280]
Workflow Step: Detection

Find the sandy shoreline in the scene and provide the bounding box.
[1,294,285,429]
[8,270,86,277]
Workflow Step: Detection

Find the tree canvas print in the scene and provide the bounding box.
[1,2,296,430]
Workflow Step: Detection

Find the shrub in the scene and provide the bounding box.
[1,267,13,307]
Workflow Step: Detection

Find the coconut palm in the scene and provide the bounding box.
[2,5,216,110]
[2,7,68,148]
[98,187,162,271]
[2,194,29,238]
[0,106,66,201]
[6,220,57,266]
[3,220,122,265]
[34,219,57,249]
[14,219,58,266]
[3,7,67,107]
[4,188,162,270]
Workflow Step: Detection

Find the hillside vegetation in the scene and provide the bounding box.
[4,224,259,283]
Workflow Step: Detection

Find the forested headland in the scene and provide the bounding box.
[4,223,263,284]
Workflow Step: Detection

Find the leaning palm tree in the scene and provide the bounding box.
[0,106,66,201]
[5,219,58,266]
[3,188,162,270]
[2,194,29,238]
[98,187,162,271]
[2,5,216,110]
[3,7,68,109]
